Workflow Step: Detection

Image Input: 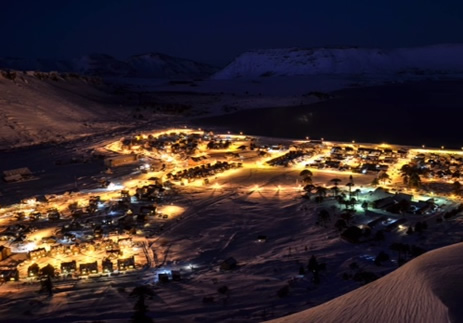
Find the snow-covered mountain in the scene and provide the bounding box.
[0,53,218,79]
[127,53,218,78]
[213,44,463,79]
[269,242,463,323]
[71,54,134,76]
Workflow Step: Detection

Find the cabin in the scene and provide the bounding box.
[0,269,19,282]
[47,208,60,220]
[171,270,181,281]
[80,261,98,275]
[257,235,267,243]
[117,256,135,271]
[0,246,11,261]
[220,257,237,271]
[61,260,77,274]
[28,263,40,277]
[3,167,33,183]
[102,258,114,273]
[158,273,169,283]
[104,154,138,168]
[117,237,132,247]
[28,248,47,260]
[106,249,122,258]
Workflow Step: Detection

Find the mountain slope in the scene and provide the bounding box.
[269,242,463,323]
[0,71,129,149]
[213,44,463,79]
[127,52,218,78]
[0,53,218,79]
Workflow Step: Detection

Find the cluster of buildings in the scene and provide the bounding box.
[26,256,136,279]
[309,144,407,174]
[414,151,463,181]
[166,161,242,183]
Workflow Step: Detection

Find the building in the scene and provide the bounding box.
[27,263,40,277]
[117,256,135,271]
[102,258,114,273]
[0,246,11,261]
[2,167,33,183]
[80,261,98,275]
[257,235,267,243]
[47,208,60,220]
[0,269,19,282]
[104,154,138,168]
[158,273,169,283]
[171,270,181,281]
[28,248,47,260]
[61,260,77,274]
[220,257,237,271]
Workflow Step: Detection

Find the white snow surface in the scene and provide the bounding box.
[269,242,463,323]
[213,44,463,79]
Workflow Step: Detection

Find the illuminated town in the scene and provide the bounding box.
[2,3,463,321]
[1,127,463,320]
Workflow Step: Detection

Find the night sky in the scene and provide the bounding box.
[1,0,463,66]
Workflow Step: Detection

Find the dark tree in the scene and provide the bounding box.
[374,251,390,266]
[130,285,155,323]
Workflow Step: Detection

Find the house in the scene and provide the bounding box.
[28,263,40,277]
[385,218,407,232]
[117,237,132,247]
[0,269,19,282]
[102,258,114,273]
[257,235,267,243]
[61,260,77,274]
[80,261,98,275]
[117,256,135,271]
[47,208,60,220]
[106,249,122,258]
[0,246,11,261]
[158,273,169,283]
[369,187,392,201]
[220,257,237,271]
[28,248,47,260]
[171,270,181,281]
[3,167,33,183]
[104,154,138,168]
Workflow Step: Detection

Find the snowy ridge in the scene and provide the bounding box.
[269,242,463,323]
[213,44,463,79]
[0,53,218,79]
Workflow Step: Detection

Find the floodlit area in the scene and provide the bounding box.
[1,128,463,322]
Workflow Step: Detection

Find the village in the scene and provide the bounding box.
[1,128,463,321]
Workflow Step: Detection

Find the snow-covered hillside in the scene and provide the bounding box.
[269,242,463,323]
[0,53,218,79]
[0,70,131,149]
[213,44,463,79]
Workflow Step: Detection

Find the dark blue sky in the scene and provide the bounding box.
[1,0,463,66]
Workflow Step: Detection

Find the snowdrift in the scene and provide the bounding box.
[214,44,463,79]
[269,242,463,323]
